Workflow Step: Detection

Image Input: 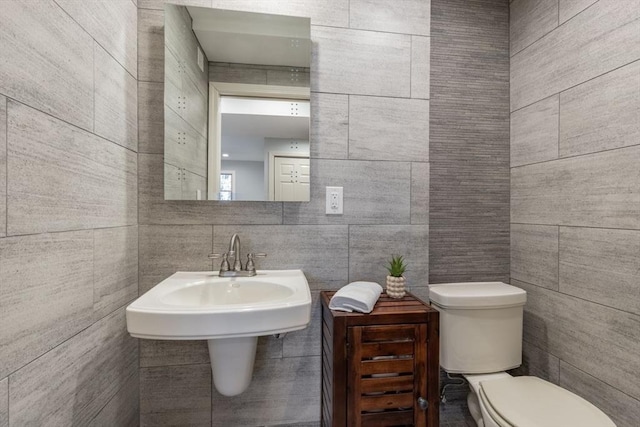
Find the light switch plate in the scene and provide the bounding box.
[326,186,343,215]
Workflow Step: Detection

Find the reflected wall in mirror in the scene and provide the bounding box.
[164,4,311,201]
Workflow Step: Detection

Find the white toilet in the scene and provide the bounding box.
[429,282,616,427]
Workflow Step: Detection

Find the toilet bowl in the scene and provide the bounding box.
[429,282,616,427]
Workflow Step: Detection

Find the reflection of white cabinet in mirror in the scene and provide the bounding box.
[164,4,311,202]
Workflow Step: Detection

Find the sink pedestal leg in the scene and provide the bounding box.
[207,336,258,396]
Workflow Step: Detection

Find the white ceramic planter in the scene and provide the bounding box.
[386,275,406,298]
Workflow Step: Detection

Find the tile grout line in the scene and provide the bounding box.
[5,375,11,427]
[5,95,138,155]
[89,370,139,424]
[557,359,640,404]
[510,222,640,232]
[93,41,96,134]
[52,0,137,80]
[409,163,413,225]
[5,375,8,427]
[557,225,560,290]
[346,94,350,159]
[92,229,96,330]
[2,304,127,382]
[512,277,640,317]
[510,22,556,59]
[134,0,140,239]
[138,80,429,101]
[511,0,602,60]
[409,35,413,99]
[510,142,640,170]
[4,95,7,238]
[557,89,561,159]
[347,223,350,283]
[510,57,640,114]
[508,0,512,278]
[3,224,137,241]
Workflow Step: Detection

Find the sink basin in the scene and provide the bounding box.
[162,281,294,307]
[126,269,312,396]
[126,270,311,340]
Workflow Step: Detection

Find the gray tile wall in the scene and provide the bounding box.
[164,4,209,200]
[137,0,431,425]
[0,96,6,238]
[0,0,139,425]
[510,1,640,425]
[429,0,510,283]
[0,378,6,427]
[429,3,510,421]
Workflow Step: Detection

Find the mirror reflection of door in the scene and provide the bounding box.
[274,156,310,201]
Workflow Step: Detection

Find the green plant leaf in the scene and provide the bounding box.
[386,254,407,277]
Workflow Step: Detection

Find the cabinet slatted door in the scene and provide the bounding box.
[321,292,439,427]
[348,324,428,427]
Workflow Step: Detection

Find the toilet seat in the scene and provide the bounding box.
[478,386,511,427]
[479,376,616,427]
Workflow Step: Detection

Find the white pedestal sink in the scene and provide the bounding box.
[126,270,312,396]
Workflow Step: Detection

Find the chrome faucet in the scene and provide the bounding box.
[228,233,243,272]
[208,233,266,277]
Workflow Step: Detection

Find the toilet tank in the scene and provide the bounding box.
[428,282,527,374]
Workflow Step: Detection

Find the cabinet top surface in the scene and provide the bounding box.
[320,291,438,320]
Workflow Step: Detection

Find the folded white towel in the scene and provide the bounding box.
[329,281,383,313]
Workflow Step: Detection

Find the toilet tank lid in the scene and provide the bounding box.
[428,282,526,309]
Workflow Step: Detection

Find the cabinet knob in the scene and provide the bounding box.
[418,397,428,411]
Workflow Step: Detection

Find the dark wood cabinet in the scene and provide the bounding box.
[321,292,439,427]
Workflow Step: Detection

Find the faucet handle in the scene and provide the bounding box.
[246,253,267,273]
[209,253,230,272]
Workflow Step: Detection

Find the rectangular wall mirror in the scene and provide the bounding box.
[164,4,311,201]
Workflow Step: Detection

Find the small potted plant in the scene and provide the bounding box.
[385,255,407,299]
